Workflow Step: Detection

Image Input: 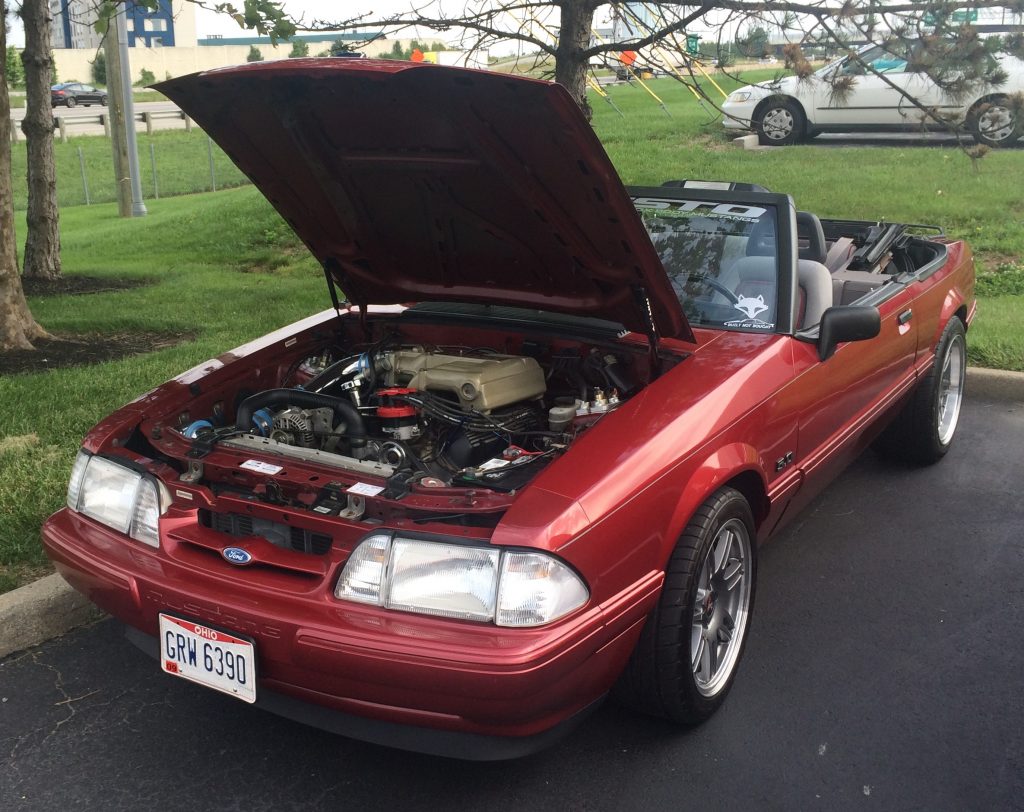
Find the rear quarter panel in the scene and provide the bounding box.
[910,239,975,360]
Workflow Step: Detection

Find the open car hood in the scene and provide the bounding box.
[157,60,693,342]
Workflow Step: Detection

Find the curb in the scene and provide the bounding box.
[2,365,1022,659]
[0,573,104,659]
[967,366,1024,402]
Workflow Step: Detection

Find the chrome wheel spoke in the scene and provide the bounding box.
[694,588,708,621]
[694,634,709,675]
[712,530,731,573]
[704,635,717,674]
[722,560,744,591]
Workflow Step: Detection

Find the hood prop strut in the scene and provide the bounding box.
[632,285,662,379]
[322,263,343,315]
[324,259,371,338]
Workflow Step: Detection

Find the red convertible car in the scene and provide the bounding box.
[42,60,975,759]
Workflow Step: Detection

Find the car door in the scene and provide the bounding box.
[811,45,936,128]
[782,283,918,512]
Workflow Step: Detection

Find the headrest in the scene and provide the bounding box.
[796,211,827,264]
[745,216,776,257]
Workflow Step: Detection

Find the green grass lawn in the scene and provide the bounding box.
[0,72,1021,593]
[0,189,323,593]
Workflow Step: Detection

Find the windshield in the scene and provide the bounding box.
[633,196,779,331]
[815,44,872,76]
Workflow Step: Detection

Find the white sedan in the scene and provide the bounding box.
[722,45,1024,147]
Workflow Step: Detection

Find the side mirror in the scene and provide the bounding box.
[818,306,880,361]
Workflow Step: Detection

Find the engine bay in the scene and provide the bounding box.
[145,315,658,527]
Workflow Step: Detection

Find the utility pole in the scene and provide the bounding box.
[103,24,131,216]
[116,5,147,216]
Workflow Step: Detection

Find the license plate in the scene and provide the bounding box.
[159,614,256,704]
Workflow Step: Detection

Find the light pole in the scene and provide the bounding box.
[115,4,147,217]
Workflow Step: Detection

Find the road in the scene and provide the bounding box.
[9,101,187,137]
[2,393,1022,811]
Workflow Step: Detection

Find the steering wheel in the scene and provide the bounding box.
[686,274,740,305]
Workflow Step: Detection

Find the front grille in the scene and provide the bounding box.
[199,509,332,555]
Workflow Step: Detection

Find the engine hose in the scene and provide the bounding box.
[234,389,367,449]
[398,393,533,434]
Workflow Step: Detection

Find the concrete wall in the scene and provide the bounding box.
[54,38,417,85]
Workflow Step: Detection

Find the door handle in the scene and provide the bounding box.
[898,309,913,325]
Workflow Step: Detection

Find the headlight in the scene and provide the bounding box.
[726,91,752,103]
[335,534,589,628]
[66,451,167,548]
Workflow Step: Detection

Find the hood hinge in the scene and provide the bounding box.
[632,285,662,378]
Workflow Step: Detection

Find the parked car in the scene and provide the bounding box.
[722,44,1024,147]
[42,61,975,760]
[615,64,656,81]
[51,82,108,108]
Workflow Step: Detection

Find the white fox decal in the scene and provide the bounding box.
[733,294,769,320]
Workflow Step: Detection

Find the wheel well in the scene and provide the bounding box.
[753,95,807,131]
[723,470,770,530]
[955,304,968,330]
[967,93,1008,117]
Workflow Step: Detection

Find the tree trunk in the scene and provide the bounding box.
[1,1,47,349]
[20,0,62,280]
[554,0,595,120]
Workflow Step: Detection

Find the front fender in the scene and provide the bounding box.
[664,443,766,562]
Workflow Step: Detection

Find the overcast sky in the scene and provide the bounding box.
[5,1,622,48]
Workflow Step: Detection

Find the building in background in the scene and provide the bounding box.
[50,0,194,51]
[48,0,410,85]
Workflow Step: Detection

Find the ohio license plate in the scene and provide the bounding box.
[159,614,256,703]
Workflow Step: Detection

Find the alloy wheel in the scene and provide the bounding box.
[691,517,753,697]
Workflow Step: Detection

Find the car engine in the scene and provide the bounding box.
[183,343,631,492]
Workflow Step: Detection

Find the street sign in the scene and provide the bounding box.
[686,34,700,55]
[924,8,978,25]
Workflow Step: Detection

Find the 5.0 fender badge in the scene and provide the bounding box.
[222,547,253,565]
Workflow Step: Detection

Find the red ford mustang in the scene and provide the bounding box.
[41,59,975,759]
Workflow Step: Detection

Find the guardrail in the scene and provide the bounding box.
[9,109,194,142]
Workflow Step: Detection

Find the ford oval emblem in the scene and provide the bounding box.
[222,547,253,565]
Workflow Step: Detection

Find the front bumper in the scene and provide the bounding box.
[721,99,757,131]
[42,508,661,758]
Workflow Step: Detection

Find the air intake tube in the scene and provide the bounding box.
[235,389,367,453]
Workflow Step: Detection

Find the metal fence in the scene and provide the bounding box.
[9,125,252,210]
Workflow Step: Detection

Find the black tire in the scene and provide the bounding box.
[614,487,757,724]
[100,96,108,107]
[875,318,967,465]
[968,95,1022,148]
[65,97,76,108]
[755,98,805,146]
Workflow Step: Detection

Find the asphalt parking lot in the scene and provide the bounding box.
[2,393,1022,811]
